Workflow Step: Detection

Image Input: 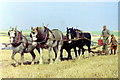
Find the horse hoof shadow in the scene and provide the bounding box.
[61,58,72,61]
[11,61,40,67]
[23,61,31,65]
[11,63,17,67]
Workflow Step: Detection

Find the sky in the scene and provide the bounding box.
[0,1,118,32]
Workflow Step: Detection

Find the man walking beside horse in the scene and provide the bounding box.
[100,25,110,54]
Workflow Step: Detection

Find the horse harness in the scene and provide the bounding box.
[10,31,29,48]
[35,27,56,44]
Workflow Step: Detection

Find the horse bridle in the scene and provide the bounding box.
[8,30,28,47]
[35,27,49,44]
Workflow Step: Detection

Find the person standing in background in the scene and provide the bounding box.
[100,25,110,54]
[110,34,118,55]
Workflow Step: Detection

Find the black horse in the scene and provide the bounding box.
[61,27,91,60]
[60,35,77,60]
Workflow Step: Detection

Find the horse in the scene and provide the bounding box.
[8,28,41,65]
[30,26,64,64]
[66,27,91,58]
[60,35,78,60]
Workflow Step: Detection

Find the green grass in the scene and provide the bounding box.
[0,49,118,78]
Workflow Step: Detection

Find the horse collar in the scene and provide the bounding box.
[37,27,49,44]
[11,32,22,47]
[11,42,22,47]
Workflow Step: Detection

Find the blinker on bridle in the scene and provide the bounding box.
[32,27,49,43]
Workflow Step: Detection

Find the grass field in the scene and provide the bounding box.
[0,31,119,78]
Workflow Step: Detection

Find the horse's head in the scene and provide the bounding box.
[30,27,38,42]
[30,26,48,45]
[66,27,75,43]
[66,27,76,39]
[8,28,22,43]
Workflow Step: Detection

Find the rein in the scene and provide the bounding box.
[33,27,92,43]
[18,32,22,43]
[66,29,92,42]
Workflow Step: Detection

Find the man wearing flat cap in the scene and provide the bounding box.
[100,25,110,54]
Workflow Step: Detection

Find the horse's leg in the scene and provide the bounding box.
[88,44,91,53]
[55,45,62,63]
[11,51,17,64]
[111,49,113,55]
[30,51,36,64]
[35,47,42,63]
[53,47,57,59]
[39,48,43,64]
[87,44,91,57]
[49,47,53,64]
[20,50,25,65]
[78,48,81,59]
[73,47,77,58]
[36,46,40,54]
[66,49,72,60]
[78,48,81,56]
[114,48,116,55]
[81,47,85,58]
[60,47,63,61]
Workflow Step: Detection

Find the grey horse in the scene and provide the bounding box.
[8,28,41,65]
[30,26,64,64]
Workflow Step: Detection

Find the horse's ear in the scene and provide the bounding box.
[31,27,33,30]
[15,26,17,30]
[72,27,74,30]
[10,26,12,30]
[36,27,39,31]
[11,28,14,30]
[67,27,68,30]
[46,24,49,27]
[15,28,16,30]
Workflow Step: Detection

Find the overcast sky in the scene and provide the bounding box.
[0,1,118,31]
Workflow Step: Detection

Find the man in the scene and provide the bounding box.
[100,26,110,54]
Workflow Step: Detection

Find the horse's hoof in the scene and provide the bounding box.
[39,62,43,64]
[77,57,80,60]
[54,61,58,64]
[55,59,61,63]
[11,63,20,67]
[85,56,89,58]
[31,62,35,65]
[49,59,53,64]
[11,63,17,67]
[49,62,53,64]
[21,63,24,65]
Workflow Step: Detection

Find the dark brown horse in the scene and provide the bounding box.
[61,27,91,59]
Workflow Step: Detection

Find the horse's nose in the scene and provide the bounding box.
[10,37,15,43]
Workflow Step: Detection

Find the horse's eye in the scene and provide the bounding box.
[30,34,32,38]
[32,32,35,34]
[15,33,17,36]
